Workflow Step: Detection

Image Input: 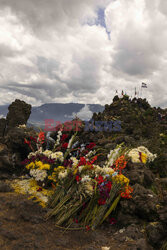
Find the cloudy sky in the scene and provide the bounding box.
[0,0,167,108]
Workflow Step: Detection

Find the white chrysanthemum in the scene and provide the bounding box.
[30,169,47,181]
[58,170,68,180]
[102,167,114,175]
[28,152,36,159]
[128,150,141,163]
[43,150,52,157]
[50,151,64,162]
[81,175,91,183]
[128,146,157,163]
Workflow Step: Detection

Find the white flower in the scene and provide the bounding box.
[54,131,62,147]
[30,169,47,181]
[85,150,96,158]
[58,170,68,180]
[18,124,26,129]
[94,165,103,175]
[43,150,52,157]
[128,146,157,163]
[28,152,36,159]
[50,151,64,162]
[83,182,94,196]
[70,157,79,168]
[78,165,84,173]
[102,167,114,175]
[105,145,122,167]
[81,175,91,183]
[67,134,75,149]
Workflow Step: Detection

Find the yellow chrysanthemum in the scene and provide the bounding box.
[140,152,147,164]
[35,161,43,169]
[26,162,35,169]
[54,166,65,171]
[112,174,129,186]
[42,164,50,170]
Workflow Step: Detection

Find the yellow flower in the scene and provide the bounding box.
[26,162,35,169]
[42,164,50,170]
[112,174,129,186]
[35,161,43,169]
[48,175,54,180]
[140,152,147,164]
[73,169,78,175]
[54,166,65,171]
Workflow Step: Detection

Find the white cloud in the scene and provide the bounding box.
[72,104,93,121]
[0,0,166,108]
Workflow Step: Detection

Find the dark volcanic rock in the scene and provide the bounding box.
[146,222,167,248]
[126,163,155,187]
[6,99,31,128]
[0,118,6,137]
[0,126,37,177]
[119,184,158,222]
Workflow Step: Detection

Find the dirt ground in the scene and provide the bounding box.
[0,186,146,250]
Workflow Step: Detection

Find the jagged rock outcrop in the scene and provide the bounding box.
[0,100,36,178]
[6,99,31,128]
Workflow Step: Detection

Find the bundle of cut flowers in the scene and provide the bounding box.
[19,130,157,230]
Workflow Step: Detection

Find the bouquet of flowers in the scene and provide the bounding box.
[21,131,134,229]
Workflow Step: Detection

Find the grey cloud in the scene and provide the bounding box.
[0,43,18,58]
[0,0,167,108]
[112,25,162,76]
[0,0,98,36]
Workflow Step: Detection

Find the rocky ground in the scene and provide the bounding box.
[0,181,152,250]
[0,97,167,250]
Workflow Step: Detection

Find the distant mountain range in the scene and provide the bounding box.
[0,103,104,127]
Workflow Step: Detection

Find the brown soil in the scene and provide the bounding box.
[0,187,138,250]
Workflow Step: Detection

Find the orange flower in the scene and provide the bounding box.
[121,186,133,199]
[113,155,127,174]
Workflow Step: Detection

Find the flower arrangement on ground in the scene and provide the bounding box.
[14,130,157,230]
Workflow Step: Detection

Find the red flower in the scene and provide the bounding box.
[96,175,104,184]
[86,142,96,150]
[78,157,87,166]
[98,198,106,205]
[109,217,117,225]
[61,134,68,141]
[37,187,42,192]
[90,155,98,164]
[24,138,31,146]
[105,181,112,192]
[85,225,90,231]
[75,175,81,183]
[62,142,68,149]
[29,136,37,142]
[73,218,78,224]
[38,132,45,144]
